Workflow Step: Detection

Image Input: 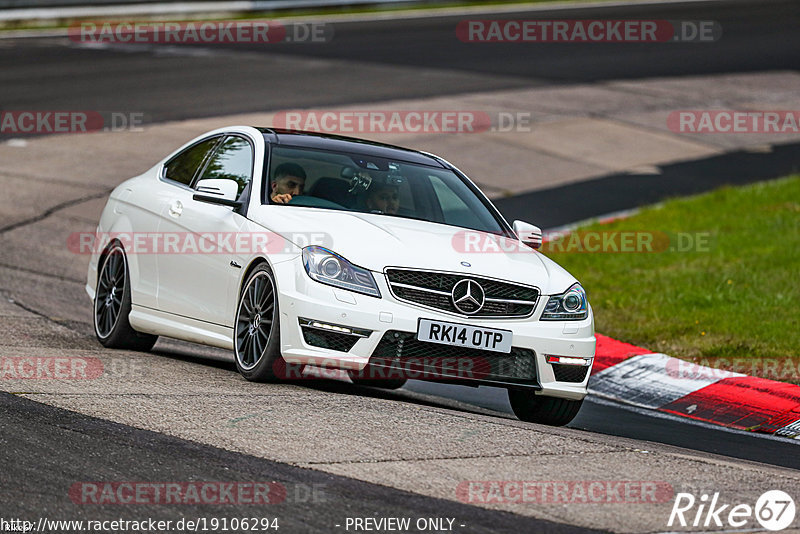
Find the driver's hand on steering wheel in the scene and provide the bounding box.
[272,193,293,204]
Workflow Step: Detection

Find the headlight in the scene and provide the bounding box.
[302,246,380,298]
[540,283,588,320]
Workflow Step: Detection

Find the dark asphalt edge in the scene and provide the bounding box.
[493,141,800,228]
[0,392,606,534]
[573,397,800,470]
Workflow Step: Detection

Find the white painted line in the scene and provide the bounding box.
[775,419,800,439]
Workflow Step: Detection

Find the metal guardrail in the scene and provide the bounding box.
[0,0,419,9]
[0,0,440,24]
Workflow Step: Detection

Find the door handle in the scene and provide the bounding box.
[169,200,183,217]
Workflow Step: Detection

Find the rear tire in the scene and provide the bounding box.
[94,244,158,351]
[234,264,284,382]
[508,390,583,426]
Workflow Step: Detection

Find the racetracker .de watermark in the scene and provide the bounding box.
[274,110,495,134]
[457,20,720,42]
[0,111,144,135]
[668,110,800,133]
[451,230,714,254]
[0,356,103,379]
[276,357,499,382]
[457,480,674,504]
[68,231,331,255]
[69,20,332,44]
[69,482,293,505]
[666,357,800,382]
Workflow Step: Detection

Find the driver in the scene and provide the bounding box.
[270,163,306,204]
[365,182,400,214]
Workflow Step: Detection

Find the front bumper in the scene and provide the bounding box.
[273,256,595,400]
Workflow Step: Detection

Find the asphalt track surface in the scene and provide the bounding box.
[406,382,800,471]
[0,0,799,124]
[1,1,800,531]
[0,392,596,534]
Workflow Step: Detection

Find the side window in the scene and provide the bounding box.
[163,137,219,186]
[196,136,253,198]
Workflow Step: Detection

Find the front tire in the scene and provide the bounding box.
[94,244,158,351]
[508,390,583,426]
[234,264,284,382]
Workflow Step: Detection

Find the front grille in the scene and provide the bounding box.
[391,285,451,310]
[368,330,538,383]
[552,364,590,383]
[301,327,359,352]
[385,268,538,317]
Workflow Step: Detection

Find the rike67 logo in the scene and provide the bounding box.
[669,490,796,531]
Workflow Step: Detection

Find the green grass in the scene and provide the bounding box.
[543,176,800,370]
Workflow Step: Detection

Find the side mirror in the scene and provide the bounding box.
[193,179,243,209]
[195,178,238,200]
[513,220,542,249]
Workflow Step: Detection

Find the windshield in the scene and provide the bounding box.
[266,145,507,235]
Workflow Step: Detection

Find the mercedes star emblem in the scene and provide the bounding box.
[451,279,485,314]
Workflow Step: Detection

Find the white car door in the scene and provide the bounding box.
[140,136,221,308]
[156,134,254,327]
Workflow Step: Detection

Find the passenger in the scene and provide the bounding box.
[365,183,400,214]
[270,163,306,204]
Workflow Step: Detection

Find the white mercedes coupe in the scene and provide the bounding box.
[86,126,595,425]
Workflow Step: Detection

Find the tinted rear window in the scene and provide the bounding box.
[164,137,219,186]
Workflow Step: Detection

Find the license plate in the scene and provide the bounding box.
[417,319,512,353]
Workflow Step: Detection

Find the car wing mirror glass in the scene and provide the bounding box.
[195,178,239,201]
[513,220,543,249]
[193,179,242,209]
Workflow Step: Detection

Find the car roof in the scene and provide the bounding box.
[257,127,446,168]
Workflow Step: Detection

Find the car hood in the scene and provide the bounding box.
[249,206,577,295]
